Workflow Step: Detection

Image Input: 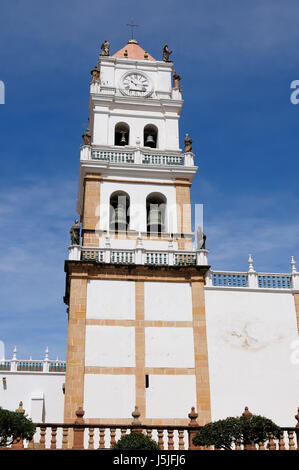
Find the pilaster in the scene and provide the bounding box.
[64,274,87,422]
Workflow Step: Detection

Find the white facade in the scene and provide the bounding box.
[0,370,65,422]
[205,286,299,426]
[91,57,180,150]
[1,267,299,425]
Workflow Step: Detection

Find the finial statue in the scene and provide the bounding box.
[184,133,192,153]
[196,226,206,250]
[162,44,172,62]
[82,128,91,145]
[100,40,110,56]
[90,65,100,83]
[173,70,181,88]
[70,219,81,246]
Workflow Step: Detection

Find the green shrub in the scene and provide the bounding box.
[193,414,281,450]
[113,432,159,450]
[0,407,36,447]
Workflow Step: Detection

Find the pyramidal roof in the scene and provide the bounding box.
[113,39,156,61]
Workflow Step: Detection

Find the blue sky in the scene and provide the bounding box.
[0,0,299,360]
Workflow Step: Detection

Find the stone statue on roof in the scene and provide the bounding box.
[162,44,172,62]
[184,133,192,153]
[82,128,91,145]
[90,65,100,83]
[70,219,81,246]
[173,70,181,88]
[100,40,110,56]
[196,226,206,250]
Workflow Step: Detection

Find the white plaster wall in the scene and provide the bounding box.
[86,280,135,320]
[98,238,178,250]
[144,282,192,321]
[99,180,178,233]
[205,288,299,426]
[93,111,109,145]
[100,60,172,93]
[85,326,135,367]
[0,372,65,422]
[145,327,194,368]
[146,375,196,419]
[84,374,135,419]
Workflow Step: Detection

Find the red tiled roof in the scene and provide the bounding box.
[113,40,156,61]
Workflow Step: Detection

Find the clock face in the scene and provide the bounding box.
[121,72,152,97]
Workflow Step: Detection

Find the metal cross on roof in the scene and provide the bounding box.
[126,19,139,40]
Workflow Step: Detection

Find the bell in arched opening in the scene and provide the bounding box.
[144,124,158,148]
[115,122,130,146]
[110,192,130,232]
[146,192,166,236]
[147,204,163,233]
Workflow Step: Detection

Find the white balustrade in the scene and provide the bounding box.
[0,348,66,374]
[80,146,193,167]
[73,246,207,268]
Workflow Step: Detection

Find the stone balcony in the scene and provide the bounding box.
[68,245,209,267]
[80,145,195,168]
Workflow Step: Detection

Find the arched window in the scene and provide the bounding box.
[110,191,130,232]
[114,122,130,146]
[146,192,166,235]
[144,124,158,149]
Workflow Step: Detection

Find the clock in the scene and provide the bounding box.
[120,72,152,97]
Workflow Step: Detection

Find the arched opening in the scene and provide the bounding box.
[146,192,166,235]
[110,191,130,232]
[114,122,130,146]
[144,124,158,149]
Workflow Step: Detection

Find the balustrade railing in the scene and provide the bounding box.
[142,154,182,166]
[258,274,291,289]
[0,352,66,374]
[77,247,208,267]
[81,145,193,167]
[209,271,294,290]
[4,405,299,451]
[212,272,248,288]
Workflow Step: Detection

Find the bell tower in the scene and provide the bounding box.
[64,38,211,426]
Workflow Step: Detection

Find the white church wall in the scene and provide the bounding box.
[0,372,65,422]
[145,327,194,368]
[84,374,135,419]
[146,375,196,419]
[93,111,109,145]
[99,180,178,233]
[205,288,299,426]
[85,326,135,367]
[86,279,135,320]
[144,282,192,321]
[98,238,178,250]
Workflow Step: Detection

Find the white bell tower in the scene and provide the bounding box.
[64,38,211,427]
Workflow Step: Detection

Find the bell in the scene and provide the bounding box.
[147,206,163,233]
[145,134,155,147]
[111,204,127,230]
[120,131,127,145]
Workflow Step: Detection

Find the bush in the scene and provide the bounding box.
[113,432,159,450]
[0,407,36,447]
[193,414,281,450]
